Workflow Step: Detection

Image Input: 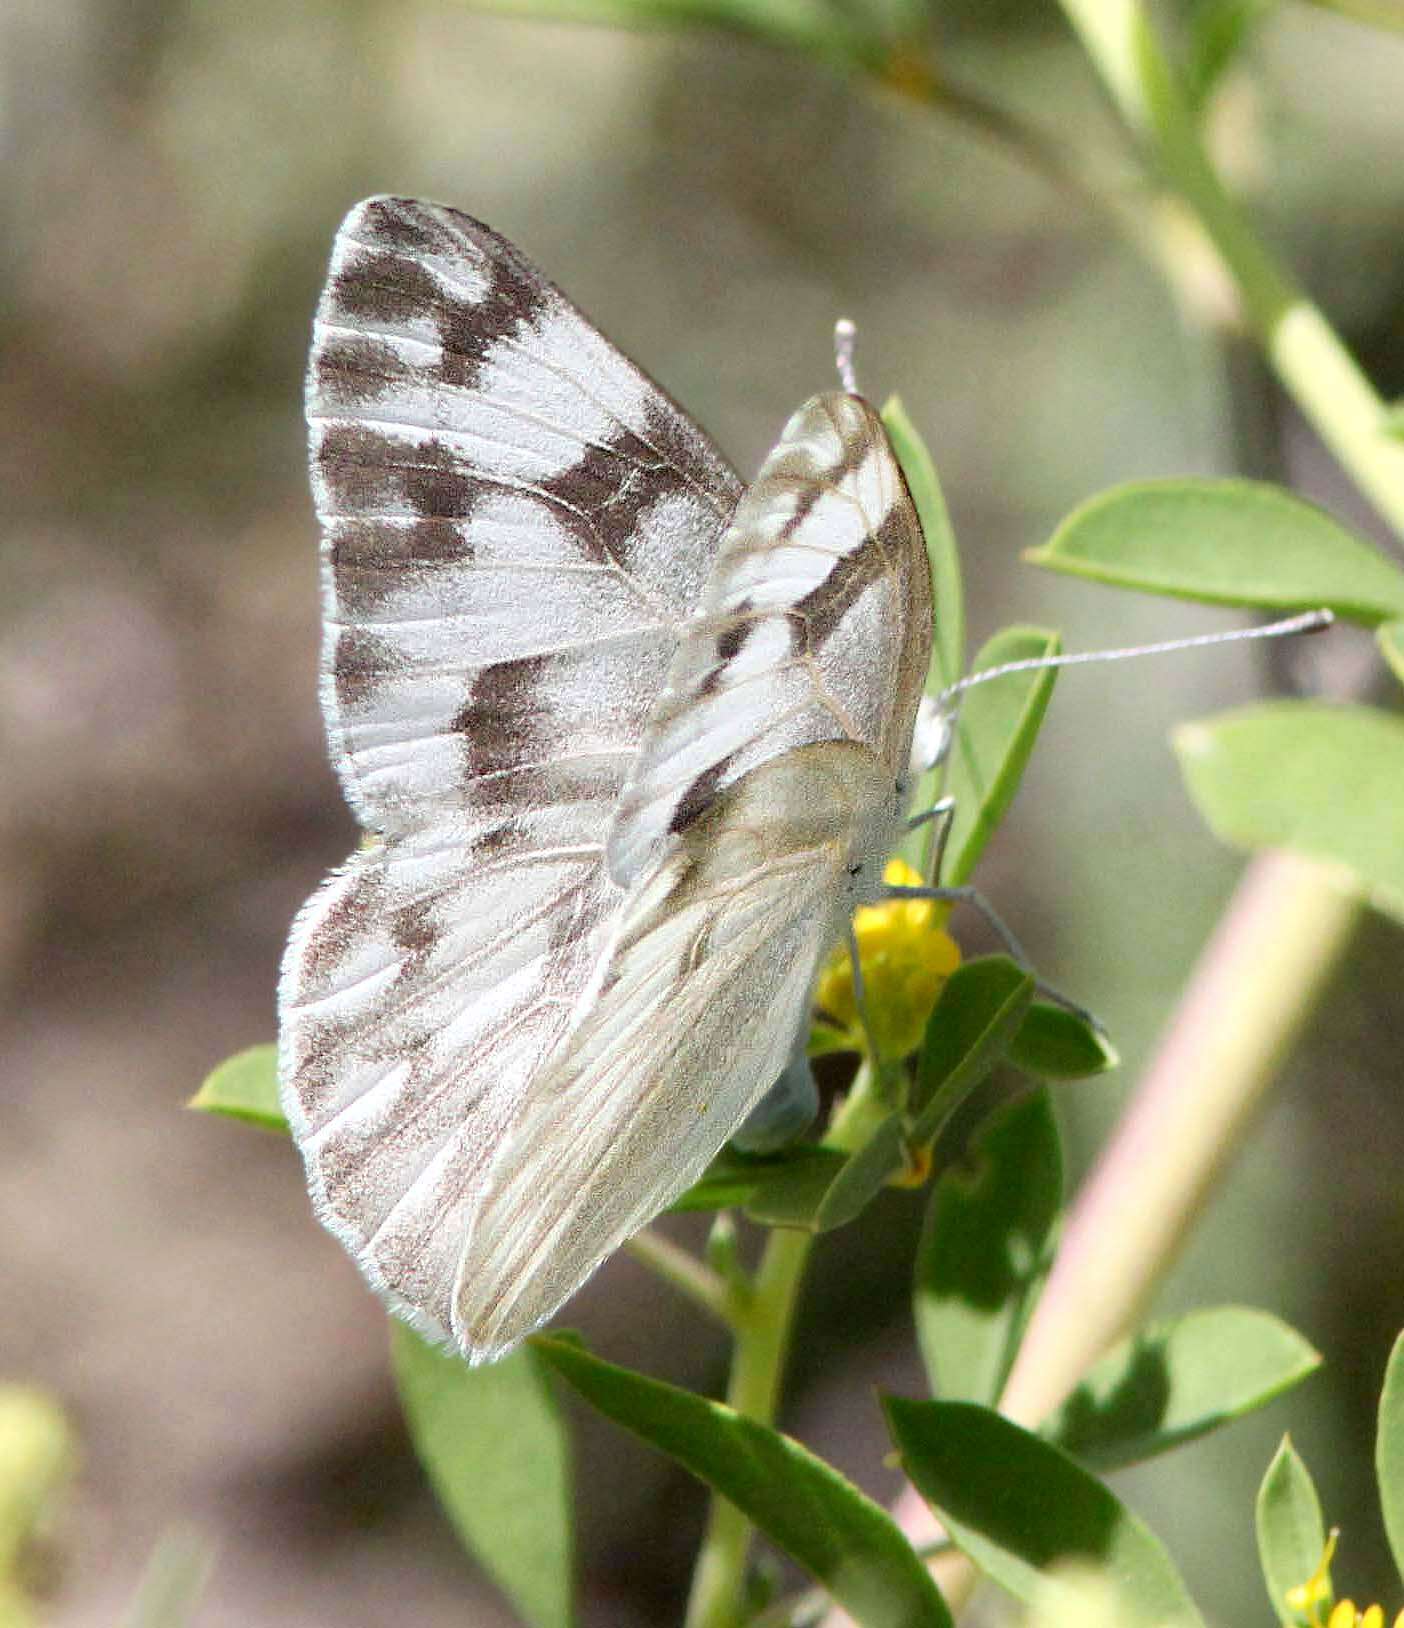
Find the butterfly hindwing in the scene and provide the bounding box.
[455,742,897,1358]
[281,197,741,1340]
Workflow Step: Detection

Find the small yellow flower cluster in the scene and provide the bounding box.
[814,859,961,1060]
[1286,1533,1403,1628]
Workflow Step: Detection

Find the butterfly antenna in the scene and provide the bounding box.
[834,318,859,396]
[935,607,1333,712]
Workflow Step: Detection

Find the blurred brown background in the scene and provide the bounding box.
[4,2,1403,1623]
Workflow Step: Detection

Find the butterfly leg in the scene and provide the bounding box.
[884,883,1104,1034]
[904,795,956,888]
[731,1029,820,1153]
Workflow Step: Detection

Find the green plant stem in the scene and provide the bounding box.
[1051,0,1404,540]
[626,1229,744,1329]
[684,1066,882,1628]
[683,1227,815,1628]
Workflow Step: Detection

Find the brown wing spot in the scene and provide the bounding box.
[330,518,475,612]
[328,250,440,332]
[314,332,414,409]
[361,198,442,254]
[453,653,553,775]
[668,757,732,837]
[335,626,404,710]
[437,248,545,391]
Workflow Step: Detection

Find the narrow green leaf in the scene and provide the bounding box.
[1256,1436,1326,1625]
[1184,0,1278,111]
[455,0,876,64]
[0,1387,74,1576]
[1008,1003,1119,1081]
[811,1114,908,1232]
[913,1090,1061,1403]
[1029,479,1404,625]
[391,1325,574,1628]
[1377,620,1404,688]
[1376,1329,1404,1584]
[121,1532,212,1628]
[885,1399,1205,1625]
[1175,700,1404,924]
[911,957,1035,1144]
[883,396,963,697]
[944,628,1060,887]
[1044,1308,1320,1472]
[536,1338,952,1628]
[188,1044,286,1132]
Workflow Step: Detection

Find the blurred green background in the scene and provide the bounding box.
[3,1,1402,1622]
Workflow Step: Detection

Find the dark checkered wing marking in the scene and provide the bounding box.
[280,197,742,1343]
[606,391,933,889]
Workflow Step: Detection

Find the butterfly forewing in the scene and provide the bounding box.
[606,391,932,889]
[281,197,741,1340]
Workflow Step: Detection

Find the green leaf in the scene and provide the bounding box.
[671,1146,850,1222]
[536,1337,952,1628]
[913,1090,1061,1403]
[1376,1329,1404,1585]
[885,1399,1205,1625]
[391,1325,574,1628]
[188,1045,286,1132]
[1377,619,1404,688]
[1008,1003,1119,1081]
[121,1532,212,1628]
[1175,700,1404,924]
[810,1114,908,1232]
[1029,479,1404,625]
[911,957,1035,1144]
[1256,1436,1326,1625]
[883,396,964,697]
[0,1387,74,1576]
[944,628,1060,887]
[1044,1308,1320,1472]
[1184,0,1278,111]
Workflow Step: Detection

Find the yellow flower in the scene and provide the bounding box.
[814,859,961,1060]
[1286,1532,1401,1628]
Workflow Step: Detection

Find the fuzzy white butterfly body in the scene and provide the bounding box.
[280,196,932,1361]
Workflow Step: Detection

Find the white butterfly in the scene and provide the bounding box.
[279,196,933,1363]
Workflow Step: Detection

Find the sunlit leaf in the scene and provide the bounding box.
[1008,1003,1118,1080]
[188,1044,285,1132]
[538,1337,952,1628]
[1029,479,1404,625]
[914,1090,1061,1403]
[1377,620,1404,688]
[1376,1329,1404,1584]
[1044,1308,1320,1471]
[1176,700,1404,924]
[886,1399,1205,1625]
[884,396,963,697]
[1256,1436,1326,1625]
[392,1325,574,1628]
[944,628,1060,887]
